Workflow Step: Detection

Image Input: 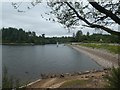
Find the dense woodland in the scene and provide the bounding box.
[1,27,73,45]
[0,27,119,45]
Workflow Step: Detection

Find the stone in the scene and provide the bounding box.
[60,74,64,78]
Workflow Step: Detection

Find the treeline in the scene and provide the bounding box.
[1,27,73,45]
[1,27,119,45]
[74,30,120,43]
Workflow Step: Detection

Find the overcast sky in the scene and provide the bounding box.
[1,1,119,37]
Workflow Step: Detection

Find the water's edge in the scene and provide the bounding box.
[69,44,118,68]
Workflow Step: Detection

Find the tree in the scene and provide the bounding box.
[41,34,45,38]
[41,34,45,45]
[87,32,90,36]
[11,0,120,35]
[47,1,120,35]
[75,30,83,42]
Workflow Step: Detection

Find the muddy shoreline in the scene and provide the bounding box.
[23,68,109,88]
[69,44,118,68]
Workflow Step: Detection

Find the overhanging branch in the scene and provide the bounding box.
[65,2,120,36]
[88,0,120,25]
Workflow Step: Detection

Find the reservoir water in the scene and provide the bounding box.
[2,44,102,83]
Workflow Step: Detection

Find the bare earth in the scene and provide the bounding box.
[26,71,108,88]
[23,45,118,88]
[70,45,118,68]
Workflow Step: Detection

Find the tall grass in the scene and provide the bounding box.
[105,67,120,88]
[80,43,120,54]
[2,66,20,89]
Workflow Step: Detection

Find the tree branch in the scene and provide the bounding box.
[88,0,120,25]
[65,2,120,36]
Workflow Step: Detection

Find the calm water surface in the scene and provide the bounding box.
[2,44,102,83]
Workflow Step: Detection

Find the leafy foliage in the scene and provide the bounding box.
[2,27,36,43]
[105,67,120,88]
[1,27,74,45]
[75,30,83,42]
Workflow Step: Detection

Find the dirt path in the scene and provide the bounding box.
[49,81,66,88]
[26,78,56,88]
[27,78,66,88]
[41,78,57,88]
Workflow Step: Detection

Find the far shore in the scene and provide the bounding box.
[1,43,35,45]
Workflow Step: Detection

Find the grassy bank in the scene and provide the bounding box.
[60,79,90,88]
[79,43,120,54]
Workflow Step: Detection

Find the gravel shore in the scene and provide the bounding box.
[70,45,119,68]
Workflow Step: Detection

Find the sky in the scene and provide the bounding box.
[0,1,97,37]
[0,1,119,37]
